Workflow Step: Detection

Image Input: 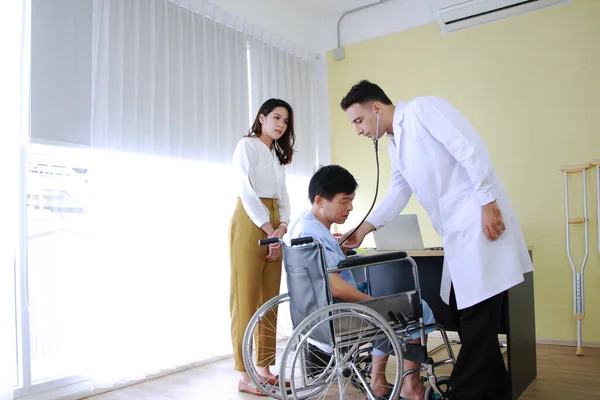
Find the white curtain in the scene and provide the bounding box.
[82,0,249,388]
[91,0,248,160]
[0,0,28,399]
[249,37,320,222]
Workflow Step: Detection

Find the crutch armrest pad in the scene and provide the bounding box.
[559,163,592,172]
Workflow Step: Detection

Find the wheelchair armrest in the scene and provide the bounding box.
[335,251,408,271]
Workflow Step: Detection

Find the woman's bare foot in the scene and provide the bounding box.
[239,372,267,397]
[238,380,267,396]
[255,366,291,387]
[256,366,277,384]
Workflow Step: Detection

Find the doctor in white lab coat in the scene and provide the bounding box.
[339,80,533,400]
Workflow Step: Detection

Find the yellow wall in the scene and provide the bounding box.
[327,0,600,343]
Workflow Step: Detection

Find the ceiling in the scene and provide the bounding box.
[291,0,407,18]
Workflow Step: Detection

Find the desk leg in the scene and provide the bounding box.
[507,271,537,399]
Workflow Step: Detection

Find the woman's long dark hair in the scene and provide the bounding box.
[246,98,295,166]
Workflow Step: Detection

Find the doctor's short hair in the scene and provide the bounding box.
[340,80,393,111]
[308,165,358,204]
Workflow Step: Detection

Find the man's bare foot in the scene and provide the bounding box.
[400,377,426,400]
[370,381,393,398]
[238,379,268,397]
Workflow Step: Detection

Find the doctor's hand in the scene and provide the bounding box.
[482,201,505,241]
[339,222,376,251]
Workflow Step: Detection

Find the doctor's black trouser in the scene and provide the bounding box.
[448,286,512,400]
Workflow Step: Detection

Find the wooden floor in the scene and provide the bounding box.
[83,344,600,399]
[519,345,600,399]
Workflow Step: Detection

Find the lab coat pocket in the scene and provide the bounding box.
[439,186,479,241]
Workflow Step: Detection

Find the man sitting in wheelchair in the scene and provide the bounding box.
[289,164,435,400]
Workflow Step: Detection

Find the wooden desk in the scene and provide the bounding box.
[351,248,537,399]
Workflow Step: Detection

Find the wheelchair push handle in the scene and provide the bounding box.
[258,236,315,247]
[258,238,280,246]
[291,236,314,246]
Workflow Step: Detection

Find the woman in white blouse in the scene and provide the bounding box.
[229,98,295,396]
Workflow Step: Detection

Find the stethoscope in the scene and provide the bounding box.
[339,112,381,249]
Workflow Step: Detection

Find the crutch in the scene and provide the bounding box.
[593,160,600,261]
[560,162,592,356]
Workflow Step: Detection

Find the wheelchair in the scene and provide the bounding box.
[242,236,456,399]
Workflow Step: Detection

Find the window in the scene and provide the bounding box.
[25,144,91,383]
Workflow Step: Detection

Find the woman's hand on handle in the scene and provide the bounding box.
[266,244,280,261]
[270,224,287,241]
[263,222,287,261]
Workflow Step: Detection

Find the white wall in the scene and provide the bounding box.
[211,0,436,53]
[207,0,327,53]
[323,0,435,51]
[207,1,437,54]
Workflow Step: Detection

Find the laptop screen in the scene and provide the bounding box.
[372,214,425,251]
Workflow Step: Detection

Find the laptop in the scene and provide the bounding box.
[372,213,425,251]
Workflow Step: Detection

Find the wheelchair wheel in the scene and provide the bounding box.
[425,376,451,399]
[279,303,404,400]
[242,293,296,399]
[349,351,372,392]
[305,341,372,393]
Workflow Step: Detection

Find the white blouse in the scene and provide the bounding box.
[232,136,290,228]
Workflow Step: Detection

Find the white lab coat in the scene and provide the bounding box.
[366,96,533,310]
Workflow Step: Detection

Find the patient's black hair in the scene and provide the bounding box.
[340,80,393,111]
[308,165,358,204]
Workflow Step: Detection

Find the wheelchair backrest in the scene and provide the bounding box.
[282,242,330,330]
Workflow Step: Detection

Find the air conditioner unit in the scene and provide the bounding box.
[434,0,570,33]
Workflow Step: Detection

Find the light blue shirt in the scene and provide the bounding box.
[289,210,357,289]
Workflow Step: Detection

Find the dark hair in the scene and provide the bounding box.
[308,165,358,204]
[246,98,295,165]
[340,80,393,111]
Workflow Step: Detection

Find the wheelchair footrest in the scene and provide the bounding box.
[403,344,427,363]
